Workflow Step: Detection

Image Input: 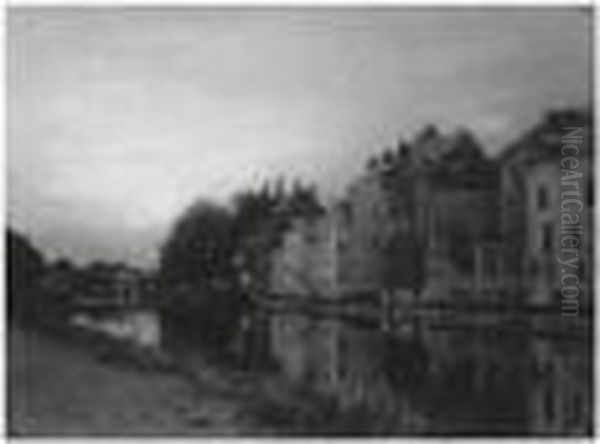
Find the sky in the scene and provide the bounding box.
[8,7,591,268]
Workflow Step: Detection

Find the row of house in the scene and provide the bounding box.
[271,124,503,300]
[260,108,593,435]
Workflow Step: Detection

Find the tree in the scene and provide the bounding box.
[380,148,396,169]
[231,179,324,293]
[159,200,241,351]
[286,181,324,219]
[7,229,45,324]
[161,201,236,285]
[397,141,411,161]
[37,258,80,328]
[366,156,379,171]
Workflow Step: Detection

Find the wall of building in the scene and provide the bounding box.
[337,173,389,293]
[524,161,562,304]
[270,215,339,297]
[500,108,593,309]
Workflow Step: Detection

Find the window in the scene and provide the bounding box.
[538,186,549,209]
[541,222,554,252]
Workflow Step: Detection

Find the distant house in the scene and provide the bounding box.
[69,265,161,349]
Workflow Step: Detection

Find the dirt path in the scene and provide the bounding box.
[8,327,263,436]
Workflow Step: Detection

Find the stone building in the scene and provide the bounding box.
[500,108,593,308]
[410,130,501,301]
[266,125,506,428]
[269,213,340,298]
[500,108,593,435]
[266,212,341,392]
[335,126,502,302]
[264,113,593,434]
[269,124,503,303]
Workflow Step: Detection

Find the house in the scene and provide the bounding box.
[270,213,339,298]
[336,126,502,303]
[409,129,501,300]
[264,111,593,434]
[499,108,593,308]
[500,108,593,435]
[69,265,162,349]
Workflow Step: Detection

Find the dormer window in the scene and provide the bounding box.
[541,222,553,252]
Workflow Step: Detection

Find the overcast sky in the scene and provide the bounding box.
[8,7,591,268]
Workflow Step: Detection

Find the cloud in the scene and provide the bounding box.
[8,7,591,267]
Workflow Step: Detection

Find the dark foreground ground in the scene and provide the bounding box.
[8,326,392,436]
[8,326,336,436]
[8,327,244,435]
[7,325,544,437]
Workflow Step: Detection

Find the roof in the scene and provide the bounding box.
[499,108,593,165]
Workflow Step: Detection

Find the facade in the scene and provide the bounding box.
[500,108,593,435]
[261,110,593,435]
[500,108,593,308]
[336,127,502,301]
[270,214,339,298]
[336,171,399,294]
[412,130,502,302]
[269,125,503,302]
[266,126,505,420]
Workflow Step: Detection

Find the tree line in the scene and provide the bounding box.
[6,178,323,355]
[159,178,323,354]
